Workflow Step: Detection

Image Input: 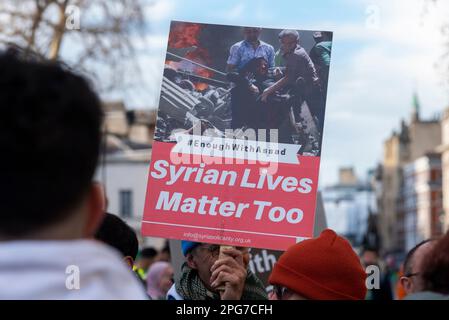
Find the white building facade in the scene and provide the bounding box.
[322,184,376,246]
[403,154,443,251]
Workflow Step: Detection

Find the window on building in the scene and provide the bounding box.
[119,190,133,218]
[430,169,441,182]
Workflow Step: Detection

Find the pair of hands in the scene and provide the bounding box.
[209,247,247,300]
[249,84,272,103]
[260,67,283,102]
[260,88,273,103]
[249,84,271,102]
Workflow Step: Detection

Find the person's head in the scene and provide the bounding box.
[146,261,174,299]
[241,57,268,78]
[183,241,249,291]
[183,241,218,291]
[321,31,333,41]
[135,247,158,271]
[0,50,104,241]
[269,229,367,300]
[157,242,171,262]
[243,27,262,42]
[252,57,269,76]
[400,239,436,295]
[420,233,449,295]
[361,247,379,267]
[385,254,397,270]
[279,29,299,54]
[313,31,323,43]
[94,213,138,268]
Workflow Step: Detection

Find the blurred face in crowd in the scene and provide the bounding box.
[361,250,379,267]
[279,35,298,54]
[400,241,436,295]
[256,58,268,76]
[385,254,396,269]
[136,256,155,271]
[186,244,249,291]
[159,265,174,295]
[243,27,261,43]
[157,250,170,262]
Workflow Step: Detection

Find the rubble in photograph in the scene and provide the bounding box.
[155,65,321,156]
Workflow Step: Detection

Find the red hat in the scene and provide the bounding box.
[269,229,366,300]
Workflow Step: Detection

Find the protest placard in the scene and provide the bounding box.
[142,21,332,251]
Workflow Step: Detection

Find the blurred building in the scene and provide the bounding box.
[94,101,164,248]
[378,94,441,253]
[322,167,377,246]
[402,153,443,251]
[101,101,156,145]
[437,108,449,232]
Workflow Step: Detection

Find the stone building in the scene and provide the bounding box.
[378,95,441,253]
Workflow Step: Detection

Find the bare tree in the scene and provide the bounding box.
[0,0,148,91]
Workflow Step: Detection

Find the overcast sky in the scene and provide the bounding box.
[102,0,449,187]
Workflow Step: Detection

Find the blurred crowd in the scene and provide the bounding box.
[0,49,448,300]
[360,238,449,300]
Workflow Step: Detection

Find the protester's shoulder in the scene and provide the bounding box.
[259,40,275,51]
[167,283,184,300]
[0,239,121,263]
[75,239,126,263]
[0,240,148,300]
[294,46,310,56]
[74,240,148,299]
[60,240,148,299]
[284,51,301,65]
[316,41,332,50]
[284,47,306,64]
[230,40,245,50]
[294,47,314,65]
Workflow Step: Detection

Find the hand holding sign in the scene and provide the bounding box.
[210,246,247,300]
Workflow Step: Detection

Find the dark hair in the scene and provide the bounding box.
[139,247,158,259]
[161,241,171,254]
[95,213,138,260]
[421,232,449,294]
[0,50,103,236]
[278,29,299,41]
[361,246,378,256]
[403,239,435,276]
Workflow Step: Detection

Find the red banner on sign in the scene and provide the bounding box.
[142,141,320,250]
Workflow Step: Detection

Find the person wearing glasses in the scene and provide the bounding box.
[268,229,367,300]
[400,239,436,296]
[167,241,267,300]
[404,231,449,300]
